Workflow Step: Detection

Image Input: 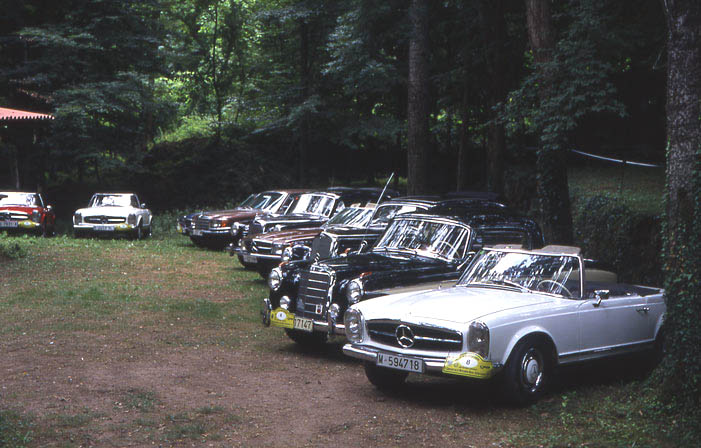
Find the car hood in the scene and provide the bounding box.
[75,206,142,216]
[0,205,42,214]
[358,286,556,325]
[200,209,258,221]
[322,226,382,238]
[252,227,321,244]
[258,213,327,224]
[314,251,446,278]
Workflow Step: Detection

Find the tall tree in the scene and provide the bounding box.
[660,0,701,414]
[407,0,430,194]
[1,0,170,187]
[525,0,573,243]
[508,0,624,243]
[479,0,507,194]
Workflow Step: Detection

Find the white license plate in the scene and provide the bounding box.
[0,221,18,228]
[293,316,313,332]
[192,229,202,236]
[377,352,424,373]
[95,225,115,231]
[242,254,257,264]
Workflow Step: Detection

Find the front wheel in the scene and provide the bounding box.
[284,329,327,347]
[132,224,143,240]
[501,339,552,405]
[364,362,408,391]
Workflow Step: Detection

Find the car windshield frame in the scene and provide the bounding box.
[323,206,373,228]
[368,203,427,228]
[240,192,285,211]
[0,193,41,207]
[372,216,471,262]
[458,248,583,299]
[288,193,337,217]
[89,194,136,208]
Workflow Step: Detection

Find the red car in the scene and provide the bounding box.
[0,191,56,236]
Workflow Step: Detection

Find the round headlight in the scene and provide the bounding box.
[279,295,291,310]
[268,268,282,291]
[31,210,41,223]
[281,246,293,262]
[468,321,490,357]
[344,307,363,343]
[73,213,82,225]
[346,279,363,305]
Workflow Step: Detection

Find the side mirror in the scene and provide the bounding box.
[593,289,610,307]
[141,203,147,209]
[46,205,54,213]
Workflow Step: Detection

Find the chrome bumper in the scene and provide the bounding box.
[342,344,448,372]
[234,248,282,261]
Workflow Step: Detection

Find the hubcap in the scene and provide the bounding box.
[520,348,544,391]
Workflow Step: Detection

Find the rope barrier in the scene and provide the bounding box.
[569,149,662,168]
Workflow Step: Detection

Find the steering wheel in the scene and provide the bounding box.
[535,279,572,298]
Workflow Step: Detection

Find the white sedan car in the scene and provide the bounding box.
[73,193,152,239]
[343,245,665,404]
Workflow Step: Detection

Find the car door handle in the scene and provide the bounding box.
[636,307,650,314]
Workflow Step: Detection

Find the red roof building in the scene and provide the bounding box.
[0,107,54,121]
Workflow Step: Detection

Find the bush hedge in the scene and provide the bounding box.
[572,195,662,285]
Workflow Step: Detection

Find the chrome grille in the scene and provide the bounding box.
[0,211,28,221]
[367,321,463,352]
[251,239,272,254]
[193,216,212,230]
[84,215,126,224]
[310,233,335,260]
[296,270,331,320]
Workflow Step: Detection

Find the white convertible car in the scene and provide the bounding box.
[73,193,152,239]
[343,245,665,404]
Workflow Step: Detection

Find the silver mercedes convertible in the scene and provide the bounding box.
[343,245,665,404]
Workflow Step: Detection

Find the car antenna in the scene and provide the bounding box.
[358,172,394,254]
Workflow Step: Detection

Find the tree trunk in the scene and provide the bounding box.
[298,19,310,185]
[526,0,573,243]
[480,0,506,195]
[660,0,701,405]
[407,0,430,195]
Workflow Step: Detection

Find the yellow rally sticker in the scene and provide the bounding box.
[442,353,494,379]
[270,307,294,329]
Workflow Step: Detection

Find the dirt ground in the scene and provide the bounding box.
[3,325,535,447]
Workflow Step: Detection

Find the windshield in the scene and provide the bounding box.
[373,218,470,261]
[0,193,40,207]
[324,207,373,228]
[237,194,256,207]
[89,194,136,208]
[369,204,425,227]
[289,194,336,216]
[459,250,581,298]
[240,192,284,211]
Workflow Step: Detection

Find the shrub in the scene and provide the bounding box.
[572,195,662,285]
[0,236,29,261]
